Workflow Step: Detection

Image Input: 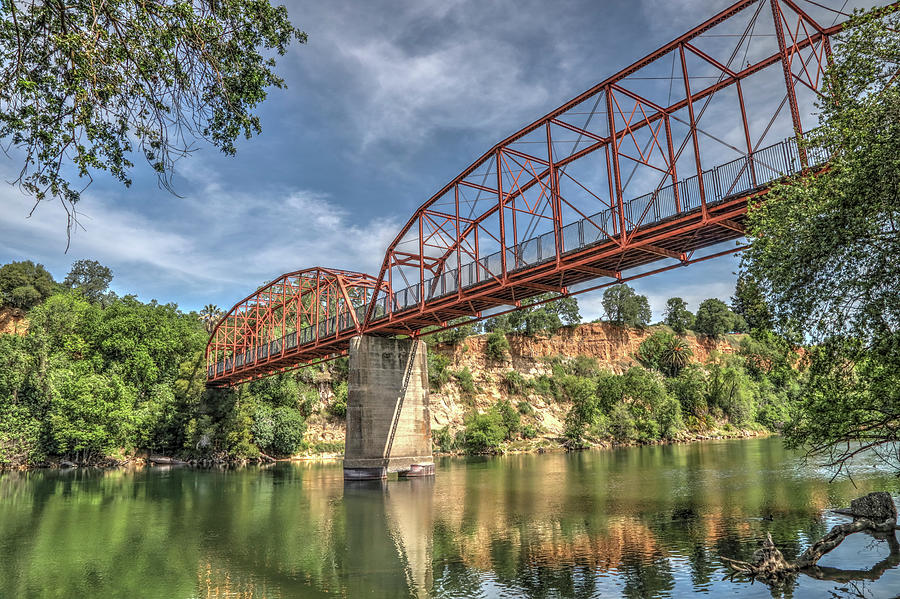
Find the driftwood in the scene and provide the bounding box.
[148,456,187,465]
[723,492,899,581]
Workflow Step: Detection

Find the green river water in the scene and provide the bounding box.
[1,437,899,598]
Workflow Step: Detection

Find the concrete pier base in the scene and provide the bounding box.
[343,336,433,479]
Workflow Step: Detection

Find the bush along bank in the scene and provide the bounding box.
[428,327,801,456]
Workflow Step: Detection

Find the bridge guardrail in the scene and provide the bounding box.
[211,133,830,380]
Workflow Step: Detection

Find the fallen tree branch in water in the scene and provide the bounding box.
[723,492,898,581]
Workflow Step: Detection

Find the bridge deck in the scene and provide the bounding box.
[208,134,824,386]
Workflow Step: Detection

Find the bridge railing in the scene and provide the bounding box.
[372,133,828,321]
[210,133,831,380]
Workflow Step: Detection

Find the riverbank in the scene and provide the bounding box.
[0,426,773,472]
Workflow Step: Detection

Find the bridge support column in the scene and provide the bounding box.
[343,336,433,480]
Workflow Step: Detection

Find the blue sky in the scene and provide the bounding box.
[0,0,871,320]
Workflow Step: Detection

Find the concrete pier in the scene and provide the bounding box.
[343,336,433,479]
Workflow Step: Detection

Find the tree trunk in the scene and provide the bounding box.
[723,492,898,581]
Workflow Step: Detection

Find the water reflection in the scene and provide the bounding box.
[0,438,899,598]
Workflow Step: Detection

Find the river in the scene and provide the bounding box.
[1,437,899,598]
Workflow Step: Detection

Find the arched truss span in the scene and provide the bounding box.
[206,267,387,385]
[208,0,892,386]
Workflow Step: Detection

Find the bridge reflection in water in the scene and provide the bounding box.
[2,439,899,597]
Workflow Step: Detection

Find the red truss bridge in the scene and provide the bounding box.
[206,0,877,387]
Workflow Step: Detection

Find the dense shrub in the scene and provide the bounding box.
[428,353,452,390]
[432,426,456,452]
[495,400,521,439]
[638,331,693,376]
[252,404,307,456]
[328,381,348,418]
[667,366,708,417]
[463,410,507,454]
[454,367,476,394]
[503,370,527,395]
[485,331,510,361]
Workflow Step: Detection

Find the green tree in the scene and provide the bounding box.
[463,409,507,454]
[199,304,223,334]
[484,293,580,336]
[601,284,651,328]
[693,298,739,339]
[741,7,900,473]
[424,317,477,345]
[0,0,305,232]
[637,331,693,377]
[663,297,694,335]
[64,260,113,304]
[731,274,773,333]
[0,260,57,309]
[484,331,510,361]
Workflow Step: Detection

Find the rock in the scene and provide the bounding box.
[59,460,77,468]
[833,491,897,522]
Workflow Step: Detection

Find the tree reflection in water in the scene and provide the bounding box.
[0,438,899,598]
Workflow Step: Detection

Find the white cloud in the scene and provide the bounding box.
[0,171,400,310]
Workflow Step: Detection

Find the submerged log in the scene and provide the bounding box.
[723,492,899,581]
[148,456,187,465]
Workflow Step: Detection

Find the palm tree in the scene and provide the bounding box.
[199,304,223,334]
[659,336,693,377]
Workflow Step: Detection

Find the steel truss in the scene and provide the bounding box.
[207,0,886,386]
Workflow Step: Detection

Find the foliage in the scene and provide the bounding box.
[0,260,57,309]
[693,299,743,339]
[454,367,476,395]
[741,7,900,473]
[484,293,580,336]
[0,267,333,464]
[432,426,457,452]
[198,304,223,334]
[428,352,452,390]
[666,366,708,418]
[328,381,348,419]
[520,424,538,439]
[424,318,477,346]
[494,400,521,440]
[637,331,693,377]
[0,0,306,232]
[63,260,113,304]
[601,284,651,328]
[705,355,755,425]
[731,275,773,333]
[252,404,306,456]
[463,409,507,454]
[502,370,526,395]
[484,331,510,361]
[663,297,694,335]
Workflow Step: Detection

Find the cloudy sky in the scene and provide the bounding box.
[0,0,871,320]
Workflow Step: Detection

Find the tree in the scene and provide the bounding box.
[199,304,223,334]
[693,298,739,339]
[64,260,113,303]
[484,331,510,361]
[731,274,773,333]
[0,0,306,235]
[741,7,900,474]
[0,260,57,309]
[484,293,580,337]
[601,284,651,328]
[663,297,694,334]
[638,331,694,377]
